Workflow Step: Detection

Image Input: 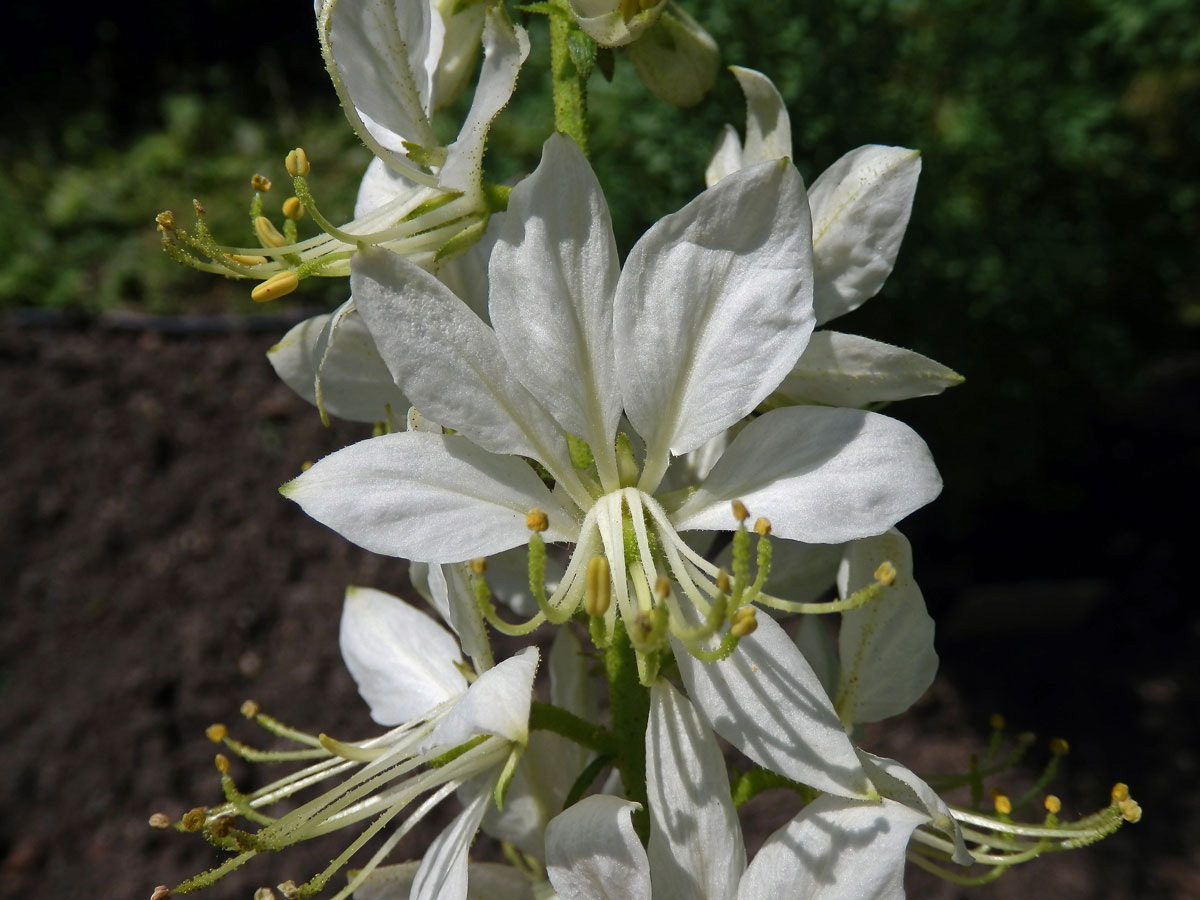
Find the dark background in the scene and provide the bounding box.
[2,1,1197,897]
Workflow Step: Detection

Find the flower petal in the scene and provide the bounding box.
[545,795,651,900]
[647,681,746,900]
[568,0,666,47]
[737,794,926,900]
[321,0,442,177]
[730,66,792,170]
[617,159,815,479]
[858,750,972,865]
[267,307,409,424]
[490,135,622,460]
[440,9,530,191]
[837,529,937,724]
[411,776,494,900]
[427,562,494,672]
[352,247,575,477]
[673,611,873,799]
[340,586,468,725]
[281,431,576,563]
[673,406,941,544]
[809,145,921,324]
[704,123,743,188]
[778,331,963,408]
[428,646,539,748]
[355,861,536,900]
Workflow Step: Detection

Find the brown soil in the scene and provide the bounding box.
[1,321,1194,899]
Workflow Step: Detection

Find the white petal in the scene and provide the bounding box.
[794,613,839,702]
[355,861,535,900]
[340,586,468,725]
[354,155,423,218]
[837,529,938,724]
[626,4,719,108]
[731,66,792,168]
[858,750,971,865]
[268,307,409,424]
[737,794,925,900]
[429,563,494,672]
[411,777,494,900]
[617,160,814,469]
[490,135,622,457]
[440,10,530,191]
[436,210,505,324]
[809,145,921,324]
[431,0,487,111]
[428,647,539,748]
[673,407,942,544]
[778,331,964,407]
[476,544,564,618]
[281,431,576,563]
[714,535,842,607]
[322,0,442,172]
[568,0,666,47]
[545,796,651,900]
[705,123,744,188]
[352,248,574,477]
[673,611,873,798]
[647,682,746,900]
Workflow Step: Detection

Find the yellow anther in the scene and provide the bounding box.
[251,271,300,303]
[1049,737,1070,757]
[192,198,207,218]
[155,210,175,232]
[585,556,611,617]
[251,174,272,192]
[180,807,208,832]
[240,699,260,719]
[254,215,288,248]
[205,723,228,743]
[991,791,1012,815]
[1110,782,1130,804]
[526,508,549,532]
[1044,794,1062,814]
[731,500,749,522]
[151,886,171,900]
[1118,797,1142,823]
[731,606,758,637]
[285,147,311,177]
[227,253,269,266]
[215,753,231,773]
[282,196,306,220]
[715,568,731,593]
[148,812,171,829]
[300,460,313,471]
[989,712,1006,731]
[654,577,671,600]
[874,560,897,586]
[469,557,488,575]
[753,517,772,536]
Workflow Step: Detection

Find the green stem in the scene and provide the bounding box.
[529,701,615,755]
[548,0,590,155]
[605,620,650,842]
[731,767,818,808]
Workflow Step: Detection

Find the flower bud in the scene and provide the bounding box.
[626,4,718,108]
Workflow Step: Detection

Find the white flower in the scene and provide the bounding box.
[282,134,940,797]
[568,0,668,47]
[543,682,963,900]
[183,586,539,900]
[708,66,963,407]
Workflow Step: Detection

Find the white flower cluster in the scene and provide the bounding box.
[156,2,1139,899]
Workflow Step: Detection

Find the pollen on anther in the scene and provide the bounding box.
[148,812,171,829]
[753,517,772,536]
[1044,794,1062,814]
[155,210,175,232]
[874,561,897,586]
[254,215,288,248]
[731,606,758,637]
[585,556,611,617]
[285,147,311,178]
[1118,797,1142,823]
[991,790,1012,815]
[282,196,306,220]
[205,723,228,743]
[526,508,549,532]
[214,753,231,773]
[251,271,300,303]
[241,699,260,719]
[731,500,749,522]
[251,174,272,192]
[1049,737,1070,756]
[715,568,731,594]
[1110,782,1130,803]
[469,557,488,575]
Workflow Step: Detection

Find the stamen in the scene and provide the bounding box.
[206,723,228,743]
[731,499,749,523]
[526,508,550,532]
[282,197,306,220]
[285,148,311,178]
[874,560,897,586]
[254,216,288,248]
[250,271,299,303]
[753,516,771,536]
[241,700,260,719]
[251,174,272,193]
[151,885,171,900]
[585,556,611,617]
[149,813,171,829]
[730,606,757,637]
[1044,795,1062,815]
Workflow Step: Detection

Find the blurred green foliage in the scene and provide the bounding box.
[3,0,1196,528]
